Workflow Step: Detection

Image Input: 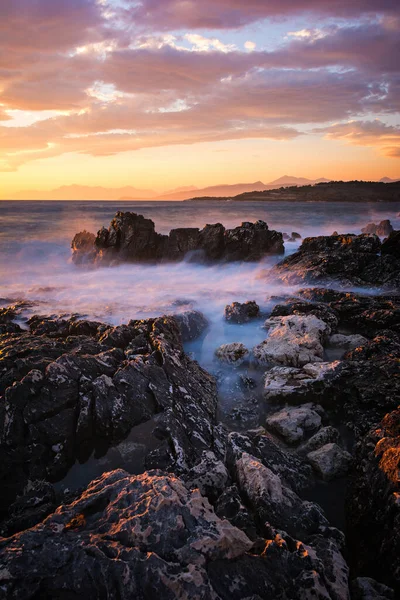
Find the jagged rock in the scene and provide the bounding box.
[297,288,400,336]
[328,333,368,350]
[0,467,352,600]
[0,315,222,519]
[266,404,323,445]
[72,213,284,265]
[307,443,352,481]
[350,577,394,599]
[254,314,331,367]
[361,220,393,237]
[173,310,209,341]
[0,479,56,537]
[347,408,400,593]
[298,427,341,456]
[224,300,260,323]
[270,299,339,330]
[235,453,329,539]
[291,232,302,240]
[184,450,229,501]
[215,342,249,365]
[226,430,313,495]
[71,230,96,263]
[271,234,400,288]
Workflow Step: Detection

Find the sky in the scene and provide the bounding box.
[0,0,400,197]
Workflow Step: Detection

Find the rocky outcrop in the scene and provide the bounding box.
[224,300,260,323]
[265,403,324,444]
[271,234,400,288]
[307,443,352,481]
[254,314,331,367]
[361,219,393,237]
[347,408,400,594]
[381,230,400,259]
[173,310,209,341]
[72,212,284,265]
[0,313,222,519]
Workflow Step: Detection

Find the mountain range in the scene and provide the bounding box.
[4,176,398,200]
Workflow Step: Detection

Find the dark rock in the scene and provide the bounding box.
[291,232,302,239]
[270,299,339,330]
[347,408,400,594]
[71,230,96,263]
[224,300,260,323]
[271,234,400,288]
[350,577,395,600]
[0,468,350,600]
[306,443,352,481]
[173,310,209,341]
[72,212,284,265]
[361,219,393,237]
[381,230,400,258]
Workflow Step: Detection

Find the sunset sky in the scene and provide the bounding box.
[1,0,400,198]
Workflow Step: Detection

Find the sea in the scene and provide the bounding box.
[1,199,398,524]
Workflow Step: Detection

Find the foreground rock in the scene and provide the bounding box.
[307,443,352,481]
[271,233,400,288]
[254,314,331,367]
[347,408,400,594]
[265,403,323,444]
[215,342,249,365]
[0,313,221,518]
[72,212,284,265]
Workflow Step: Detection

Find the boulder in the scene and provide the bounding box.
[298,426,341,456]
[350,578,394,600]
[254,314,331,367]
[71,230,96,263]
[361,220,393,237]
[328,333,368,350]
[265,404,323,445]
[215,342,249,365]
[224,300,260,323]
[173,310,209,341]
[381,230,400,259]
[307,443,352,481]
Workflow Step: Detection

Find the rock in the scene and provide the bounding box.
[291,232,302,239]
[307,443,352,481]
[270,298,339,330]
[347,408,400,593]
[215,342,249,365]
[0,479,56,537]
[71,230,96,263]
[235,453,329,539]
[224,300,260,323]
[350,577,395,599]
[173,310,209,341]
[226,431,313,495]
[254,314,331,367]
[184,450,229,501]
[298,426,341,456]
[72,213,284,265]
[328,333,368,350]
[0,315,223,518]
[271,234,400,288]
[266,404,323,445]
[361,220,393,237]
[381,230,400,258]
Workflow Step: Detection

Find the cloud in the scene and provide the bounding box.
[316,119,400,157]
[124,0,400,31]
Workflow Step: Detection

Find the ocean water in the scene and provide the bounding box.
[2,199,396,525]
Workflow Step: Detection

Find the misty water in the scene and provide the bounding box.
[1,199,398,525]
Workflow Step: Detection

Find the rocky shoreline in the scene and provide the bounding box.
[0,215,399,599]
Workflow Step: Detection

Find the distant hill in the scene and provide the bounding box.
[380,176,400,183]
[8,184,156,201]
[153,181,270,200]
[268,175,331,186]
[186,180,400,203]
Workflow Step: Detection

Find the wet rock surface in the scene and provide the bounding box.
[271,233,400,288]
[224,300,260,323]
[72,212,284,265]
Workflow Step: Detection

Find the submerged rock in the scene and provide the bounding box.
[72,212,284,265]
[173,310,209,341]
[215,342,249,365]
[254,314,331,367]
[224,300,260,323]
